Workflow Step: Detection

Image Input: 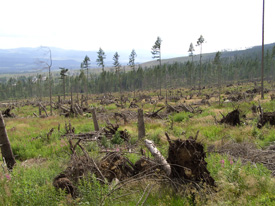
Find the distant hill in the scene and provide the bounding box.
[140,42,275,67]
[0,47,152,74]
[0,43,274,74]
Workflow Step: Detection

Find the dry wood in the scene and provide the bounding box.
[138,109,145,139]
[145,106,164,119]
[0,112,16,169]
[144,139,171,176]
[39,103,48,117]
[92,108,100,131]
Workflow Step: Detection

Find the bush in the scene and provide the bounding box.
[111,131,124,145]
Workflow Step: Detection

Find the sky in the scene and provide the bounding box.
[0,0,274,58]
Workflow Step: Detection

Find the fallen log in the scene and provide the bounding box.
[144,139,171,176]
[145,106,165,119]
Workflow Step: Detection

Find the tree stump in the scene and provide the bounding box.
[138,109,145,139]
[0,112,16,170]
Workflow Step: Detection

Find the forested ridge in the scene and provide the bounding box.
[0,44,274,101]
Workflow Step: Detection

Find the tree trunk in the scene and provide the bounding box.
[144,139,171,176]
[261,0,265,99]
[91,108,99,131]
[138,109,145,139]
[0,112,16,170]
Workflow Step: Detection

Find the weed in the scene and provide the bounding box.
[111,131,124,145]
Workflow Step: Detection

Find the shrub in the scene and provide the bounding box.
[111,131,124,145]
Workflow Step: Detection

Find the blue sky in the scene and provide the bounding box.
[0,0,274,58]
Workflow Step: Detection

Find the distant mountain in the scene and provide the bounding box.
[0,47,152,74]
[140,42,275,67]
[0,43,274,74]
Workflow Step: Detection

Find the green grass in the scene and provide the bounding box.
[3,83,275,205]
[173,112,193,122]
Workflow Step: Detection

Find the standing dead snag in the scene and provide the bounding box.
[0,112,16,170]
[138,109,145,139]
[91,108,99,131]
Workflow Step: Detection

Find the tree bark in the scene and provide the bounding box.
[91,108,99,131]
[0,112,16,170]
[138,109,145,139]
[144,139,171,176]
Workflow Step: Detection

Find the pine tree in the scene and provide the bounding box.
[113,52,121,93]
[196,35,205,94]
[214,51,222,105]
[59,67,68,100]
[151,36,162,95]
[188,43,195,62]
[128,49,137,97]
[96,48,106,72]
[128,49,137,71]
[81,55,90,98]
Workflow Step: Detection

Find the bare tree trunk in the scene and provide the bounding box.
[144,139,171,176]
[91,108,99,131]
[0,112,16,170]
[63,78,66,101]
[138,109,145,139]
[261,0,265,99]
[49,69,53,115]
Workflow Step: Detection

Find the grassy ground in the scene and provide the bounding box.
[1,83,275,205]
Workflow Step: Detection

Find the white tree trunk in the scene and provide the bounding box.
[144,139,171,176]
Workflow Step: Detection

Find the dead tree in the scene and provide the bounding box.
[91,108,99,131]
[138,109,145,139]
[144,139,171,176]
[0,112,16,170]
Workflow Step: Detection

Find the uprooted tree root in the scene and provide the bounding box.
[166,135,215,187]
[53,135,216,199]
[257,112,275,128]
[219,109,241,126]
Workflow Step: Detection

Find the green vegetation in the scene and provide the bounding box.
[2,74,275,205]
